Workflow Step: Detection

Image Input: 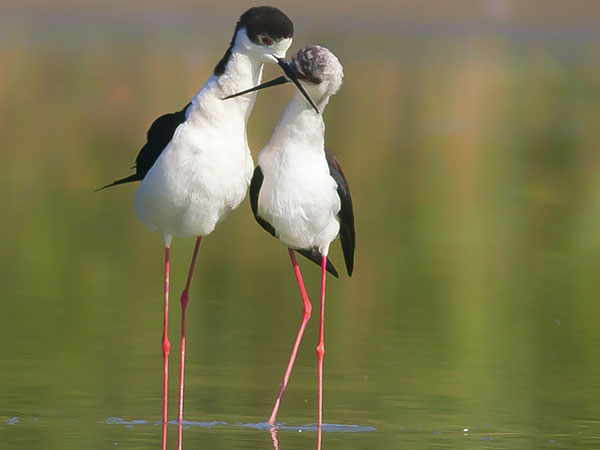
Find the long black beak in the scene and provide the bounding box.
[222,76,289,100]
[276,58,320,114]
[222,58,320,115]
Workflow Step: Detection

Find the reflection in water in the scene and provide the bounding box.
[266,422,378,449]
[240,422,377,432]
[6,413,595,447]
[106,417,226,428]
[106,417,152,426]
[104,417,376,449]
[105,418,377,432]
[317,424,321,450]
[270,426,280,450]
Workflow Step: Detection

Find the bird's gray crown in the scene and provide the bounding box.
[291,45,341,86]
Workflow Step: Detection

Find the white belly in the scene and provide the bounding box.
[134,121,254,238]
[258,151,340,254]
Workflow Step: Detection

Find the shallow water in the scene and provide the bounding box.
[2,282,600,449]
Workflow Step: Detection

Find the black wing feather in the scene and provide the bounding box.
[326,149,355,276]
[96,102,191,191]
[296,248,339,278]
[250,166,339,278]
[249,166,277,237]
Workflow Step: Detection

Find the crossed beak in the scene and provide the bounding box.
[222,58,320,114]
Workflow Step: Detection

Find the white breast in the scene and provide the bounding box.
[257,141,341,255]
[134,77,256,238]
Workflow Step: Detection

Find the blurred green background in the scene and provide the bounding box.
[2,1,600,449]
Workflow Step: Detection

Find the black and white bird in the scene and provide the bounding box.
[97,7,318,450]
[225,45,354,445]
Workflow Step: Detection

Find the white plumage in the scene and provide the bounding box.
[134,30,292,244]
[257,94,340,255]
[256,46,345,256]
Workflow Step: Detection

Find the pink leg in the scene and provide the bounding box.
[162,246,171,450]
[316,256,327,450]
[268,249,313,426]
[177,237,202,450]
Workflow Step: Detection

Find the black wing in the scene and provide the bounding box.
[249,165,277,237]
[96,102,191,191]
[250,166,339,278]
[326,149,355,276]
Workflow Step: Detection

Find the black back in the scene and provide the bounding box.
[214,6,294,76]
[97,103,190,191]
[249,165,340,278]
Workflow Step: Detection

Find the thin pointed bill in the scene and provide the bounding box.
[221,58,321,115]
[276,58,320,114]
[222,76,289,101]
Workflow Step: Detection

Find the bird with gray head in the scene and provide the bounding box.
[227,45,354,448]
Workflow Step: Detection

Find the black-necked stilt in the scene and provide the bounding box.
[225,45,355,448]
[98,7,304,450]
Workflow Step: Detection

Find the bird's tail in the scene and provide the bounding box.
[296,248,339,278]
[94,173,140,192]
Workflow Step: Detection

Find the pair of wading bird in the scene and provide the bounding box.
[100,6,355,450]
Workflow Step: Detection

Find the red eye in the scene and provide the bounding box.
[261,37,273,46]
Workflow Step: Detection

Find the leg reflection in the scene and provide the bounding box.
[269,426,280,450]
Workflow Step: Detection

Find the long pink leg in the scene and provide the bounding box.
[161,246,171,450]
[268,249,313,426]
[316,256,327,450]
[177,237,202,450]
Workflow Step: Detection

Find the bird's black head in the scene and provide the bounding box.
[214,6,294,76]
[237,6,293,46]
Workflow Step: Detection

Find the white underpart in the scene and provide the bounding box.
[257,92,340,256]
[134,31,291,243]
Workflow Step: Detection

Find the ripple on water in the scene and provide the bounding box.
[103,417,376,433]
[105,417,226,429]
[239,421,377,433]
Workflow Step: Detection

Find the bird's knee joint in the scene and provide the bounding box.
[162,338,171,355]
[316,344,325,357]
[180,293,189,308]
[304,302,312,317]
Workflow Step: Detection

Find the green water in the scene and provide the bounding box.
[2,6,600,449]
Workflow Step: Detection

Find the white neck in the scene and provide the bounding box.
[269,92,325,152]
[187,41,265,127]
[215,51,264,99]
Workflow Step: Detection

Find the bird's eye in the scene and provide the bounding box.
[261,36,273,46]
